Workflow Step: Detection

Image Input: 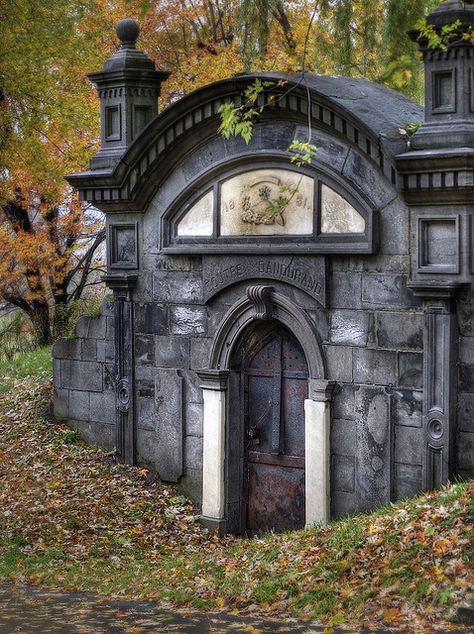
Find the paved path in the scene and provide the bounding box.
[0,586,468,634]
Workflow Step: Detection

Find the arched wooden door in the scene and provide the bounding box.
[243,325,308,533]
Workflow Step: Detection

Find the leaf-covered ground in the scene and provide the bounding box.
[0,375,473,633]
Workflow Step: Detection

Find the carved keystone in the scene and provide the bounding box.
[247,285,274,320]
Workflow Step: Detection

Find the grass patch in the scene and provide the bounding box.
[0,346,52,394]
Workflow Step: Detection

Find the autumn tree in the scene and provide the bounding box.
[0,0,115,345]
[0,0,441,346]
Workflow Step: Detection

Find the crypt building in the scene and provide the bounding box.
[54,0,474,534]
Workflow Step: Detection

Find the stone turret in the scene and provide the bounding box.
[88,18,169,170]
[410,0,474,149]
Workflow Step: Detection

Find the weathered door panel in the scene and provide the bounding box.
[244,327,308,533]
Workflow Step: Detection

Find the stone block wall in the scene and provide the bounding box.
[457,285,474,479]
[53,298,116,449]
[327,255,425,517]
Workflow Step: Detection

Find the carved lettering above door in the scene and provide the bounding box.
[202,255,326,305]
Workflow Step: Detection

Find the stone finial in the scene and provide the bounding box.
[116,18,140,48]
[87,18,170,170]
[409,0,474,150]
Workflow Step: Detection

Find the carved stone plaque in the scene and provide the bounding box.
[202,255,326,305]
[109,223,138,269]
[220,169,314,236]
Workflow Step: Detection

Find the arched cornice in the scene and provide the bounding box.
[208,287,326,380]
[67,73,422,212]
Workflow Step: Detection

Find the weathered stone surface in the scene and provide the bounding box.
[81,339,97,361]
[184,435,203,471]
[74,317,91,339]
[323,345,353,382]
[135,334,155,366]
[331,490,359,519]
[136,379,154,398]
[97,339,115,364]
[457,432,474,472]
[394,425,423,466]
[136,396,155,431]
[353,349,397,386]
[155,370,183,482]
[376,312,423,350]
[103,364,116,392]
[134,272,154,302]
[135,303,167,335]
[329,272,362,309]
[105,317,115,341]
[356,386,392,511]
[331,419,356,457]
[362,274,421,309]
[53,338,81,361]
[331,454,355,493]
[332,385,356,421]
[53,388,69,420]
[392,463,422,500]
[68,419,115,451]
[459,364,474,393]
[294,125,349,173]
[69,391,90,421]
[61,360,103,392]
[88,316,107,339]
[100,297,115,317]
[153,272,203,304]
[398,352,423,389]
[379,198,409,256]
[342,148,396,209]
[143,254,193,272]
[182,370,204,404]
[89,392,116,425]
[459,336,474,365]
[329,310,374,347]
[155,336,189,368]
[190,337,213,370]
[458,393,474,432]
[307,309,330,342]
[170,306,206,336]
[457,303,474,337]
[179,468,202,504]
[392,389,423,427]
[185,401,203,437]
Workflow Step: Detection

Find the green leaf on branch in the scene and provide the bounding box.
[288,140,317,166]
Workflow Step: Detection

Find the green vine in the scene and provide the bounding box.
[218,79,275,144]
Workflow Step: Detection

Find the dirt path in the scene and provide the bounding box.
[0,585,433,634]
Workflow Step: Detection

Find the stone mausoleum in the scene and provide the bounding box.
[54,0,474,534]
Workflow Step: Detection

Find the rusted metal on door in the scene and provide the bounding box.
[244,327,308,533]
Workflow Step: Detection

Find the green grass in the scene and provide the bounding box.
[0,346,52,394]
[0,358,472,631]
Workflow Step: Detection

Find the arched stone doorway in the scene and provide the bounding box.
[231,322,308,533]
[196,286,336,534]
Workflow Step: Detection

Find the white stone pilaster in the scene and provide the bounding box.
[197,370,229,528]
[304,380,337,528]
[201,387,226,519]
